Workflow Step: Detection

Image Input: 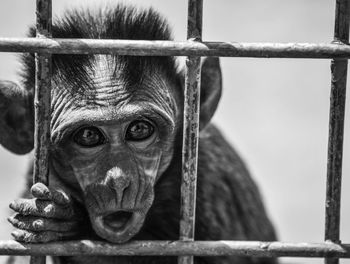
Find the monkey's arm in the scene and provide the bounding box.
[8,183,86,243]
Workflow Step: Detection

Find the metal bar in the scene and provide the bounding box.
[2,38,350,58]
[32,0,52,264]
[179,1,203,264]
[325,1,350,264]
[0,240,349,258]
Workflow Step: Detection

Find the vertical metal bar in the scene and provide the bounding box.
[179,1,203,264]
[325,1,350,264]
[31,0,52,264]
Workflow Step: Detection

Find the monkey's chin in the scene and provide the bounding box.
[92,211,145,243]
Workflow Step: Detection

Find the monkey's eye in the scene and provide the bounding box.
[125,120,155,142]
[73,126,106,147]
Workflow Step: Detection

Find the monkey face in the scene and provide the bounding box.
[49,56,179,243]
[71,120,172,243]
[53,105,176,243]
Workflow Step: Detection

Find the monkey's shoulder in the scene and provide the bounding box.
[196,124,277,242]
[198,124,250,179]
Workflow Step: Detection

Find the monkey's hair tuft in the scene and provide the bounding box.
[20,4,178,91]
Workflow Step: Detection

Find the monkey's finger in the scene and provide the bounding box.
[8,214,79,233]
[30,183,50,200]
[31,183,70,205]
[11,229,78,243]
[9,198,74,220]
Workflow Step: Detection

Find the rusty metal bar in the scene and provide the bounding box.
[179,1,203,264]
[2,38,350,58]
[325,1,350,264]
[32,0,52,264]
[33,0,52,190]
[0,240,349,258]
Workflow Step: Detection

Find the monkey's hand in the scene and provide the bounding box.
[8,183,84,243]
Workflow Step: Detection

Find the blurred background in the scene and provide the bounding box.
[0,0,349,263]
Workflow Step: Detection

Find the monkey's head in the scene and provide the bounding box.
[0,6,222,243]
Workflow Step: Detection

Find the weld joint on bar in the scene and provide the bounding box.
[326,239,342,244]
[331,39,350,46]
[36,33,51,39]
[187,37,202,42]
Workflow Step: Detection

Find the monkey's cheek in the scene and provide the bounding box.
[91,211,145,243]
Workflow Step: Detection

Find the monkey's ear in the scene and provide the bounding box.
[0,80,34,154]
[199,57,222,130]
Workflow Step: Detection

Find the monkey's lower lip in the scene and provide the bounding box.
[103,211,133,230]
[93,210,144,243]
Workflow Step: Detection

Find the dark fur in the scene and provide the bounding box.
[8,5,277,264]
[21,5,178,94]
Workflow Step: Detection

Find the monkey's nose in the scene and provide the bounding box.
[105,172,131,206]
[105,167,130,189]
[103,211,133,230]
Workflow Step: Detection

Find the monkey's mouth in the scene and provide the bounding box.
[103,211,133,230]
[93,210,145,243]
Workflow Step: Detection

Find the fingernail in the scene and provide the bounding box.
[7,215,17,224]
[11,231,19,238]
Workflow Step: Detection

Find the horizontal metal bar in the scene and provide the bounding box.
[0,240,349,258]
[0,38,350,58]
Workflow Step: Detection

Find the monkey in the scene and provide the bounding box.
[0,4,278,264]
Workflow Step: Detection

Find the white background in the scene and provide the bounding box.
[0,1,349,263]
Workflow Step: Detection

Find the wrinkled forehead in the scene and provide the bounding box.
[52,54,175,103]
[50,55,178,139]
